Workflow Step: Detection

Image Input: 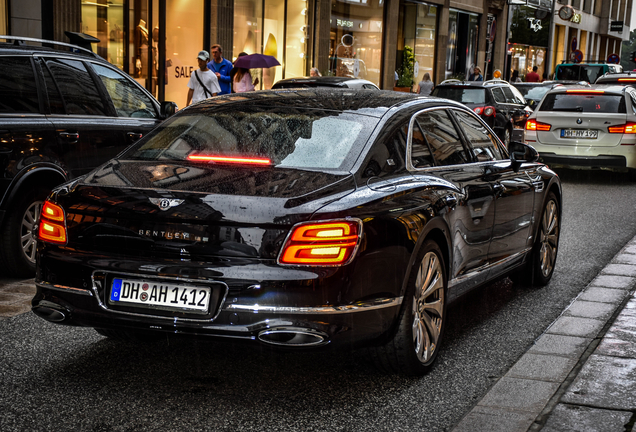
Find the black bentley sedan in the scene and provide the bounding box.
[33,89,561,375]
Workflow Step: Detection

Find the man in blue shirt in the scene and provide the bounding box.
[207,44,233,95]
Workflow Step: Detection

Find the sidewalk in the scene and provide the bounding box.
[453,238,636,432]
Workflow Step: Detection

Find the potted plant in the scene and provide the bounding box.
[394,45,415,92]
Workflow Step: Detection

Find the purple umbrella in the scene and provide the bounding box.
[233,53,280,69]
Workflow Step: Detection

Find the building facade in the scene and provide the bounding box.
[2,0,628,104]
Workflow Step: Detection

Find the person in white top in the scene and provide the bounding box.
[416,72,434,96]
[233,67,255,93]
[187,50,221,106]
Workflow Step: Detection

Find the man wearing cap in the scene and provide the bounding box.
[207,44,233,95]
[187,50,221,106]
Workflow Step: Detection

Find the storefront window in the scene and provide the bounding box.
[0,1,6,35]
[508,5,550,80]
[81,0,125,69]
[397,1,438,86]
[329,0,384,87]
[263,0,284,88]
[285,0,308,79]
[164,0,204,108]
[445,9,479,80]
[234,0,263,58]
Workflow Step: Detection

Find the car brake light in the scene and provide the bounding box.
[473,106,495,117]
[187,154,272,165]
[526,119,552,131]
[608,122,636,134]
[38,200,67,244]
[278,219,362,266]
[618,78,636,82]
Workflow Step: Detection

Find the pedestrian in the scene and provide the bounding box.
[230,52,259,92]
[526,65,541,82]
[468,66,483,81]
[416,72,434,96]
[310,67,321,77]
[207,44,233,95]
[511,70,522,83]
[186,50,221,106]
[233,65,255,93]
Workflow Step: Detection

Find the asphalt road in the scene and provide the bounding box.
[2,169,636,431]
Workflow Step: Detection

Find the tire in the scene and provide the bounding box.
[95,328,165,343]
[0,188,49,277]
[369,240,447,375]
[513,192,560,287]
[503,127,512,148]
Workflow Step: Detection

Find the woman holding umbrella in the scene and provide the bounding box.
[232,52,280,90]
[232,52,256,93]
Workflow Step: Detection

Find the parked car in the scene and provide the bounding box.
[525,84,636,172]
[431,79,530,147]
[513,81,588,108]
[33,89,561,375]
[271,76,380,90]
[554,62,622,83]
[0,35,177,276]
[595,71,636,87]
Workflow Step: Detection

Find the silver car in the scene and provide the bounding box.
[525,84,636,172]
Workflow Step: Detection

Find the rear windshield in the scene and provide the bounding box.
[432,87,486,104]
[121,108,378,171]
[539,93,626,113]
[515,85,551,101]
[555,65,604,83]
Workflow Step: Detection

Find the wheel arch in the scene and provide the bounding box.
[400,217,452,298]
[0,165,68,214]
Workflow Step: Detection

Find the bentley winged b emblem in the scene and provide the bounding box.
[149,198,184,211]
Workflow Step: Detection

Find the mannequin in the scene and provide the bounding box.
[135,19,149,77]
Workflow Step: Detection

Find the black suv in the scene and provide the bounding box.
[431,79,530,146]
[0,35,177,276]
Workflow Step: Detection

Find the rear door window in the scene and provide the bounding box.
[0,56,40,113]
[540,93,626,113]
[452,109,503,162]
[91,63,158,118]
[411,109,469,167]
[44,58,107,116]
[491,87,506,104]
[432,87,486,104]
[502,87,524,105]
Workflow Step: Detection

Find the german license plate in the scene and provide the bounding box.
[561,129,598,139]
[109,278,211,314]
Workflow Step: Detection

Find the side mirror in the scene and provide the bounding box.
[160,101,178,118]
[509,141,539,171]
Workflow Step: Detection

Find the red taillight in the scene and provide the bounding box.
[526,119,552,131]
[473,106,495,117]
[618,78,636,82]
[278,219,362,266]
[187,154,271,165]
[608,122,636,134]
[38,200,67,244]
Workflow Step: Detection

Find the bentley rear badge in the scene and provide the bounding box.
[149,198,184,211]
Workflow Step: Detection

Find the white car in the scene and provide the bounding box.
[525,84,636,172]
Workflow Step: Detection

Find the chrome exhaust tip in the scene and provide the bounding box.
[258,327,329,347]
[32,302,69,323]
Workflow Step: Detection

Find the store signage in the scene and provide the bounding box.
[610,21,623,32]
[337,19,354,28]
[570,13,581,24]
[527,17,542,32]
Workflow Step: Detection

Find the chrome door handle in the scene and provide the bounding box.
[59,132,79,143]
[127,132,143,141]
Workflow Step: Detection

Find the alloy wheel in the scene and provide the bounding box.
[21,200,43,264]
[539,199,559,278]
[412,251,445,364]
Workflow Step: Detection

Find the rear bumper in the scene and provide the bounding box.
[538,153,627,170]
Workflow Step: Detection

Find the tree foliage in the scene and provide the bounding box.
[620,29,636,70]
